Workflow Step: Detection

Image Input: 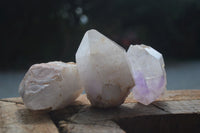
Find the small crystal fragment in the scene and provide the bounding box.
[19,61,83,110]
[76,29,134,108]
[127,44,167,105]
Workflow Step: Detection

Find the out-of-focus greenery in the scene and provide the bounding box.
[0,0,200,70]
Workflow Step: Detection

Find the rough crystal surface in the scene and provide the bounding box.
[76,29,134,108]
[127,44,167,105]
[19,61,83,110]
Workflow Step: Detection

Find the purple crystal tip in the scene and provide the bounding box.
[127,44,167,105]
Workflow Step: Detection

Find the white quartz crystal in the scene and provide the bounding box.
[19,61,83,110]
[76,29,134,108]
[127,44,167,105]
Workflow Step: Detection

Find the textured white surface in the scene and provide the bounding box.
[127,44,167,105]
[76,29,134,108]
[0,61,199,99]
[19,61,82,110]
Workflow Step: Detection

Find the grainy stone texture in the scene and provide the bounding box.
[19,61,83,110]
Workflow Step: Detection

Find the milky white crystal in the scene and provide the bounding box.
[76,29,134,108]
[127,44,167,105]
[19,61,83,110]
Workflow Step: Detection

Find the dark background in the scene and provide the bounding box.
[1,0,200,70]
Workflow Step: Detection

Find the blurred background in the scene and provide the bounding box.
[0,0,200,98]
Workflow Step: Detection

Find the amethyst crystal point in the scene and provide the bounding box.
[127,44,167,105]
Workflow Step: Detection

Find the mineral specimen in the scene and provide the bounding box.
[127,44,166,105]
[76,29,134,108]
[19,61,83,110]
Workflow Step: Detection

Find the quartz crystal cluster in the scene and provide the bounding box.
[19,61,82,110]
[127,45,166,105]
[76,29,134,108]
[19,29,167,110]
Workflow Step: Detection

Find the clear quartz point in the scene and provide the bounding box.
[76,29,134,108]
